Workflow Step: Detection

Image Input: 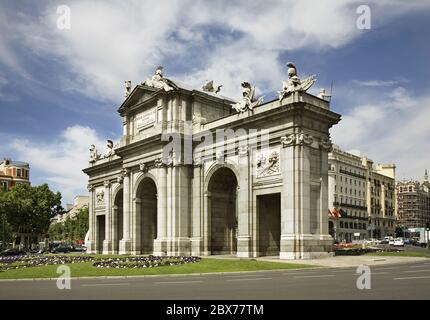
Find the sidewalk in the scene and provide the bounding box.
[256,255,428,268]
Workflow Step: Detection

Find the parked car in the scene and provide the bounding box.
[388,239,395,246]
[0,248,24,256]
[51,245,71,254]
[393,238,404,247]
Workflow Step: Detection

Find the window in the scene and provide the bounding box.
[16,168,21,177]
[1,181,7,191]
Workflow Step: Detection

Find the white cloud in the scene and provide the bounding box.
[5,0,429,101]
[350,79,407,87]
[9,125,107,204]
[331,87,430,182]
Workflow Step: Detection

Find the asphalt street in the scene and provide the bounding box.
[1,261,430,299]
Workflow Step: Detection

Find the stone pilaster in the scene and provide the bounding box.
[154,162,168,255]
[86,184,96,253]
[190,161,203,256]
[237,145,252,257]
[280,132,333,259]
[102,180,113,254]
[119,168,132,254]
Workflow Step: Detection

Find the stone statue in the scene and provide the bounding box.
[103,140,115,158]
[89,144,100,163]
[278,62,316,101]
[232,82,264,113]
[317,88,331,101]
[142,66,176,92]
[124,80,132,98]
[202,80,223,93]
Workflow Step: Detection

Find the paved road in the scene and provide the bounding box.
[1,261,430,299]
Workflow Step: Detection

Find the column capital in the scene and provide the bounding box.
[87,184,94,192]
[103,180,111,188]
[319,137,333,151]
[139,160,148,173]
[281,132,314,147]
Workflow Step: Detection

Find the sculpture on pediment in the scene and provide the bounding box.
[142,66,177,92]
[232,82,264,113]
[103,140,115,158]
[202,80,223,94]
[89,144,101,163]
[124,80,132,98]
[257,150,280,178]
[278,62,316,101]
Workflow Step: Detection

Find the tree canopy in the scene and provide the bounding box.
[0,183,62,245]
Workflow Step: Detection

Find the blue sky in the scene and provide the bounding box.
[0,0,429,203]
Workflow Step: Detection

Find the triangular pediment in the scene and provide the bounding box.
[117,85,162,114]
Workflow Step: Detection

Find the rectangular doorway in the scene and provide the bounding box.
[97,215,105,253]
[257,193,281,256]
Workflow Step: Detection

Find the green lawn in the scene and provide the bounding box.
[366,251,430,258]
[0,258,313,280]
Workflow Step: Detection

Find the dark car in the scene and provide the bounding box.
[51,245,70,254]
[0,248,24,256]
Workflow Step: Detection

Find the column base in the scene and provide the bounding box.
[165,237,191,256]
[102,240,113,255]
[119,239,132,255]
[153,238,168,256]
[190,237,203,256]
[280,234,334,260]
[237,236,252,258]
[85,240,97,254]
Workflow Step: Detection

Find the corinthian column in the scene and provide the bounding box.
[154,161,167,255]
[86,184,96,253]
[102,180,113,254]
[119,168,132,254]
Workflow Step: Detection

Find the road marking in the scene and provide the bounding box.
[408,264,429,268]
[225,274,269,278]
[372,267,398,271]
[294,275,335,279]
[394,276,430,280]
[403,270,430,274]
[283,272,320,276]
[155,280,204,285]
[371,272,388,275]
[81,283,130,287]
[226,278,272,282]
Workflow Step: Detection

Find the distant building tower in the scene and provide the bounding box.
[396,173,430,229]
[0,158,30,191]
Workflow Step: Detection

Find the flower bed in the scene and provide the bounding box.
[93,256,201,269]
[0,255,97,270]
[0,254,201,271]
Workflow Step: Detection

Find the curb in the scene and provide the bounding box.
[0,266,327,282]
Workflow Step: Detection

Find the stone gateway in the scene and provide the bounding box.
[83,64,341,259]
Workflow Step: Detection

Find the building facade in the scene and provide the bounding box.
[396,172,430,229]
[0,158,30,191]
[83,65,341,259]
[328,147,396,242]
[328,147,368,242]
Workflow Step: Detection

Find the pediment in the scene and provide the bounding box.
[117,85,161,115]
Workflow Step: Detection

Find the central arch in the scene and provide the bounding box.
[207,166,238,255]
[136,177,158,254]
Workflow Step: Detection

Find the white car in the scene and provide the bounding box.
[388,239,395,246]
[393,239,404,247]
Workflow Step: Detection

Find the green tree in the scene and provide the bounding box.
[1,183,62,247]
